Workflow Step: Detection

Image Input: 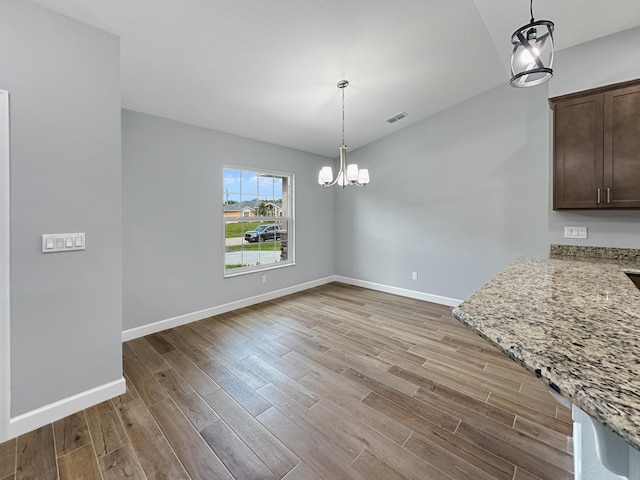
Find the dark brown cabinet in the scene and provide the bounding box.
[550,79,640,210]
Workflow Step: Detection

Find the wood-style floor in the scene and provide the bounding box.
[0,283,573,480]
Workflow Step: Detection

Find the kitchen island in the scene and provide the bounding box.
[453,247,640,479]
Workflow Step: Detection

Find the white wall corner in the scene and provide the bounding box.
[7,377,125,440]
[0,90,10,443]
[334,276,462,307]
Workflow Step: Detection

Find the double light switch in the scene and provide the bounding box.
[42,233,85,253]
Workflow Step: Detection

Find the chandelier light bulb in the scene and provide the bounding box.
[318,80,371,188]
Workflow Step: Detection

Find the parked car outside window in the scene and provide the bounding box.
[244,224,281,243]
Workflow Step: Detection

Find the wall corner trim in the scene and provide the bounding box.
[122,276,337,342]
[334,276,463,307]
[7,377,125,440]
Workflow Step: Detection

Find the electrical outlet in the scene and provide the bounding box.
[261,274,267,284]
[411,272,418,281]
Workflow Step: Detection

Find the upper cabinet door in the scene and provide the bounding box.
[550,78,640,210]
[604,83,640,208]
[553,93,604,209]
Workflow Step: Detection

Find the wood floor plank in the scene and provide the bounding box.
[257,383,363,464]
[381,352,491,401]
[4,283,573,480]
[281,462,322,480]
[218,315,289,350]
[57,444,101,480]
[144,332,176,355]
[149,397,232,480]
[514,415,574,453]
[203,388,299,478]
[243,340,308,381]
[114,397,190,480]
[15,424,57,480]
[256,407,367,480]
[162,348,221,396]
[389,365,516,427]
[350,449,410,480]
[154,367,220,432]
[161,329,211,366]
[53,412,90,458]
[343,368,460,433]
[111,374,140,406]
[84,401,128,458]
[127,337,171,374]
[299,373,412,446]
[196,345,268,390]
[243,355,320,408]
[122,354,168,407]
[455,421,573,480]
[0,439,16,479]
[514,467,544,479]
[200,419,277,480]
[404,415,516,480]
[199,360,272,416]
[328,351,418,396]
[278,335,350,374]
[403,432,502,480]
[456,409,573,471]
[487,392,572,435]
[98,444,146,480]
[283,350,370,401]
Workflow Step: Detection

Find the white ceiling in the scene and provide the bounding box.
[29,0,640,157]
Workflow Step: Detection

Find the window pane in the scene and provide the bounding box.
[223,168,292,275]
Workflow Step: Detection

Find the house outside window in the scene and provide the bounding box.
[223,167,293,275]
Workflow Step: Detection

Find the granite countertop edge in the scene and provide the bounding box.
[452,250,640,452]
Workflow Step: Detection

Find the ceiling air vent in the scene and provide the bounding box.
[385,111,409,124]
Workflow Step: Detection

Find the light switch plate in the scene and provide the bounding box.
[564,226,587,239]
[42,233,85,253]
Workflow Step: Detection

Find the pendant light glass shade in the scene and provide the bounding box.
[510,1,554,88]
[318,81,371,188]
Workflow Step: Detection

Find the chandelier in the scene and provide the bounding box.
[510,0,555,88]
[318,80,370,188]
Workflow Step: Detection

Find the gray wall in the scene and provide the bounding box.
[0,1,122,416]
[548,26,640,248]
[334,83,550,301]
[122,110,335,331]
[334,27,640,302]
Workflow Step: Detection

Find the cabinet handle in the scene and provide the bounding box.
[607,188,611,204]
[597,188,601,204]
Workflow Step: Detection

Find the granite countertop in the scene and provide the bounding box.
[452,246,640,451]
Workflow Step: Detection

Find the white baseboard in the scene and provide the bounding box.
[122,275,461,342]
[122,276,336,341]
[8,377,125,439]
[334,276,463,307]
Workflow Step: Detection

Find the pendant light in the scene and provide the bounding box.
[318,80,370,188]
[510,0,554,88]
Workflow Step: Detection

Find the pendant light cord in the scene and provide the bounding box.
[529,0,534,22]
[341,86,345,145]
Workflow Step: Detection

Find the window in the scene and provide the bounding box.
[223,167,293,275]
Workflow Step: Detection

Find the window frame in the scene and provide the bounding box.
[223,165,295,277]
